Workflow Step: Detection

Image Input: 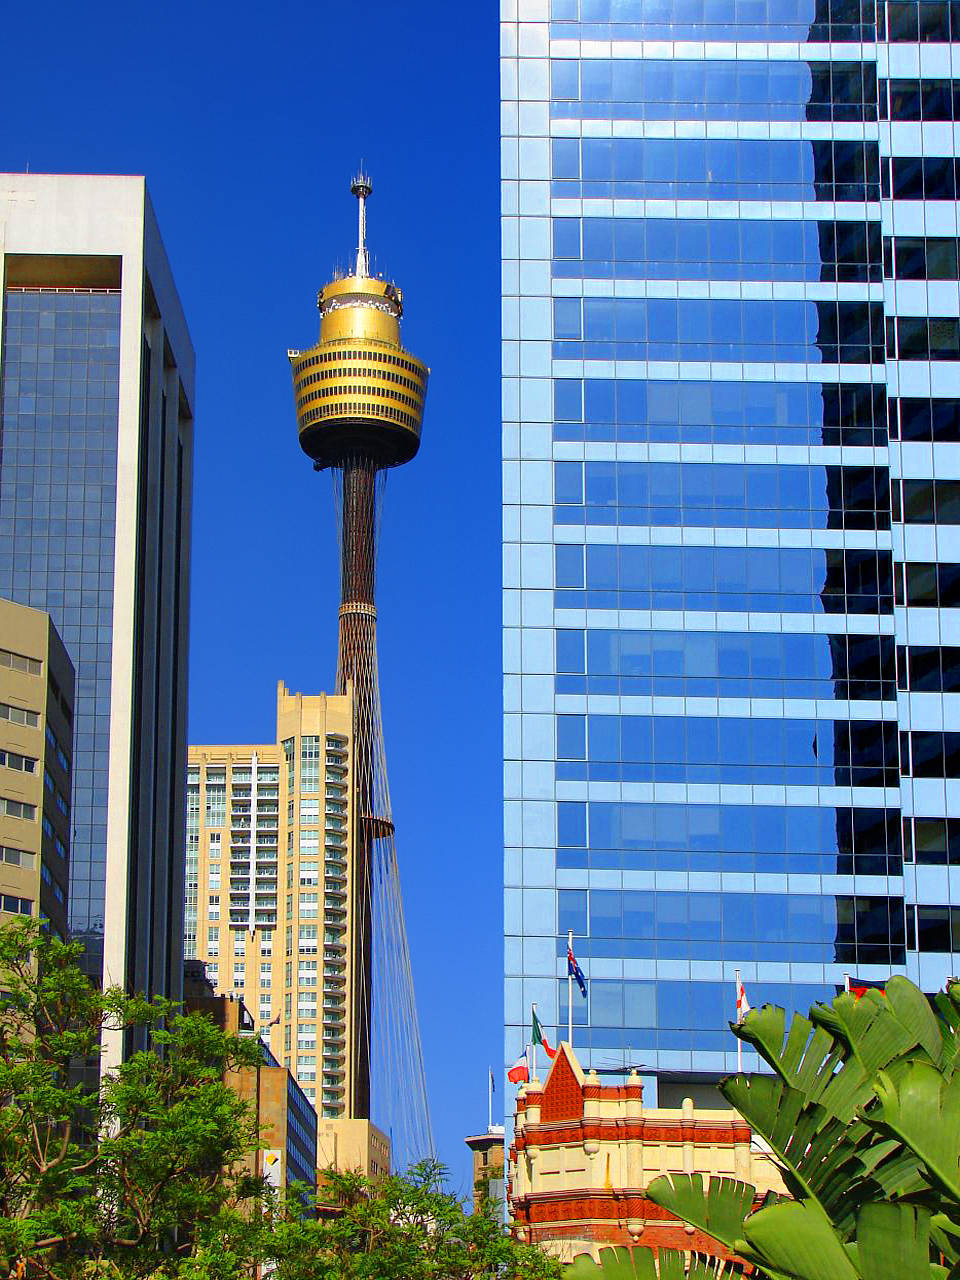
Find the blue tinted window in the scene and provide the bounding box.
[0,289,121,954]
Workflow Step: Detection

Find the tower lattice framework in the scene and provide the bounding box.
[289,176,432,1166]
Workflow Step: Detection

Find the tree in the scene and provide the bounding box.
[0,918,558,1279]
[0,916,273,1279]
[270,1160,561,1280]
[565,977,960,1279]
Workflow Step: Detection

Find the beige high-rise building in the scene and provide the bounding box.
[0,598,74,941]
[187,682,357,1122]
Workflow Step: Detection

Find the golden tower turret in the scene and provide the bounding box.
[288,174,429,470]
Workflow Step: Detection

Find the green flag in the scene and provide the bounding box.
[531,1007,557,1059]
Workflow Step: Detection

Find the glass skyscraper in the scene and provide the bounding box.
[502,0,960,1094]
[0,175,195,1050]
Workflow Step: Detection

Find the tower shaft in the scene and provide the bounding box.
[335,457,390,1119]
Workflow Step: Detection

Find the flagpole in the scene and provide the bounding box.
[844,972,851,994]
[735,969,742,1074]
[488,1065,493,1131]
[531,1003,538,1080]
[567,929,574,1046]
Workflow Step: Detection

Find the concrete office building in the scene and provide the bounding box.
[502,2,960,1095]
[0,597,74,939]
[0,176,195,1044]
[187,681,387,1166]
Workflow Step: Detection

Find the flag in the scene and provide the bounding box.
[532,1007,557,1059]
[849,978,885,1001]
[736,975,751,1024]
[507,1053,529,1084]
[490,1067,495,1094]
[567,944,587,998]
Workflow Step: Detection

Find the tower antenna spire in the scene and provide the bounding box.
[351,170,372,277]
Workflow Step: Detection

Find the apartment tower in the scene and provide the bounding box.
[0,175,195,1043]
[502,1,960,1096]
[187,684,359,1119]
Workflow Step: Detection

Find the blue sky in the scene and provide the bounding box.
[1,0,502,1190]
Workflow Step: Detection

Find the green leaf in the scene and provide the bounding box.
[742,1201,859,1280]
[734,1005,843,1101]
[645,1174,755,1252]
[812,981,942,1077]
[599,1245,655,1279]
[563,1245,657,1280]
[854,1203,936,1280]
[870,1063,960,1204]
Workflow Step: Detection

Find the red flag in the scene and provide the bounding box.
[507,1053,529,1084]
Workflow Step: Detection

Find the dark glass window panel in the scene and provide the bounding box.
[884,77,960,119]
[906,731,960,777]
[918,906,951,951]
[930,318,960,358]
[892,155,959,199]
[888,1,920,38]
[905,562,940,604]
[919,1,952,39]
[894,237,928,278]
[914,817,948,864]
[925,239,960,278]
[902,480,935,523]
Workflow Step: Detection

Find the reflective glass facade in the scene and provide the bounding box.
[502,0,960,1086]
[0,290,120,956]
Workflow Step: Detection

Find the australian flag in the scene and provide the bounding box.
[567,944,587,998]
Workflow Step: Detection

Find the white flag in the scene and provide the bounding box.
[736,975,751,1023]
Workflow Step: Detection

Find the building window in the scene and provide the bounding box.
[0,846,34,869]
[300,737,320,793]
[283,737,295,791]
[0,749,37,774]
[1,895,33,916]
[0,701,39,728]
[0,797,36,821]
[205,784,226,828]
[0,647,41,676]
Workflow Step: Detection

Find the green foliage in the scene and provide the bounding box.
[270,1159,561,1280]
[0,916,273,1278]
[564,977,960,1279]
[0,918,559,1280]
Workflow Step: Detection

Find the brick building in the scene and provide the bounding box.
[508,1044,784,1263]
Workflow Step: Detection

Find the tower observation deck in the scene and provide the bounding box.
[288,176,432,1166]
